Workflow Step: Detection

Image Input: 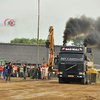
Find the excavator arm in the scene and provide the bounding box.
[45,26,55,70]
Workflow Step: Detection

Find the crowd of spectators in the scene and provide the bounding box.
[38,64,49,80]
[0,62,49,80]
[0,62,27,81]
[0,62,12,81]
[0,62,49,81]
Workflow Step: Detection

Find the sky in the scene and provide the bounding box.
[0,0,100,45]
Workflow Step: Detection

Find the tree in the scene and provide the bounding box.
[10,38,47,45]
[71,36,84,46]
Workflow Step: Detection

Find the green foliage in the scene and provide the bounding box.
[71,36,84,46]
[10,38,46,44]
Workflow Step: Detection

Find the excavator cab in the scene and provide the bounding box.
[54,55,59,65]
[46,41,50,48]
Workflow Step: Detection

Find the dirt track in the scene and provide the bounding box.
[0,78,100,100]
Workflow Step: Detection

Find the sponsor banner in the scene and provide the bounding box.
[0,19,16,27]
[61,47,83,51]
[60,57,83,61]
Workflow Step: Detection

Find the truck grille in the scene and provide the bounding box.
[59,64,83,72]
[66,64,82,72]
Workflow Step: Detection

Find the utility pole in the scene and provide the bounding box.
[36,0,40,69]
[31,0,40,79]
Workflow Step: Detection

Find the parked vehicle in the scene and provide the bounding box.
[26,63,34,77]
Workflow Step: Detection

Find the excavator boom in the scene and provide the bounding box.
[45,26,57,71]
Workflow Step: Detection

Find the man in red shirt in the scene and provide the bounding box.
[0,64,3,78]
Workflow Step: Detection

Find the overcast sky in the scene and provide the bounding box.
[0,0,100,45]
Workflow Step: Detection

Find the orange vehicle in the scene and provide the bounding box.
[45,26,58,72]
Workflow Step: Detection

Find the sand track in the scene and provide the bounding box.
[0,78,100,100]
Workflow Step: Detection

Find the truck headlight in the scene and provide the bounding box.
[79,72,82,75]
[59,72,63,74]
[59,75,62,77]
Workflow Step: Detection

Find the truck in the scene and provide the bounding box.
[54,46,98,84]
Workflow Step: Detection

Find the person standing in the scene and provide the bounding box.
[44,65,48,80]
[23,64,27,80]
[3,65,6,79]
[0,64,3,78]
[6,62,12,81]
[19,66,23,78]
[41,65,44,80]
[40,65,42,79]
[38,65,41,79]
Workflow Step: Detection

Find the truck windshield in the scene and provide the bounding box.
[60,54,83,62]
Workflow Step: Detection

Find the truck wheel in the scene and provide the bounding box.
[81,75,86,85]
[86,73,89,85]
[86,79,89,84]
[59,78,64,83]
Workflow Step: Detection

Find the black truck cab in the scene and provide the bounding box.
[57,46,89,84]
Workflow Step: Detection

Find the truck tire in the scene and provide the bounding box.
[59,78,64,83]
[86,79,89,84]
[86,73,89,85]
[81,75,86,85]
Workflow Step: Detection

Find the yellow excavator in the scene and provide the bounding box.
[44,26,58,72]
[31,26,57,79]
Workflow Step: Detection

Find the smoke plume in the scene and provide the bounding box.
[63,15,94,45]
[84,17,100,47]
[84,31,100,47]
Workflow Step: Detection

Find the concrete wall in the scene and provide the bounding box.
[0,43,61,65]
[0,43,100,65]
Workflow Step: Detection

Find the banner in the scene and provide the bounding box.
[0,19,16,27]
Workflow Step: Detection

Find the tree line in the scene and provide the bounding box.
[10,38,47,44]
[10,37,84,46]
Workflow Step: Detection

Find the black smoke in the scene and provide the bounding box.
[84,17,100,47]
[84,31,100,47]
[63,15,94,45]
